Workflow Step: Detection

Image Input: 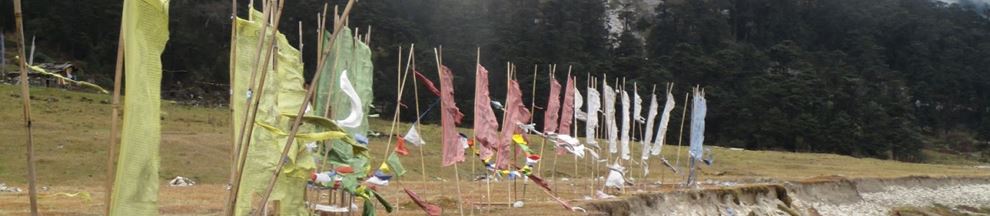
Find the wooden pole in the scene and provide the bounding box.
[225,0,285,214]
[474,47,493,214]
[674,91,689,185]
[379,45,413,169]
[105,13,126,215]
[298,21,304,58]
[226,0,239,187]
[13,0,39,214]
[434,47,465,216]
[377,45,413,216]
[411,54,427,183]
[536,66,551,175]
[253,0,357,214]
[550,66,570,195]
[587,75,595,198]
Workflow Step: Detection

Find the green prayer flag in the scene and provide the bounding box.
[386,153,407,177]
[109,0,169,214]
[230,9,336,216]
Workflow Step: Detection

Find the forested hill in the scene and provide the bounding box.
[1,0,989,162]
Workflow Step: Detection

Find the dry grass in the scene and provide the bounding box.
[1,85,988,215]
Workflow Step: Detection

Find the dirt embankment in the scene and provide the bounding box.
[586,176,990,216]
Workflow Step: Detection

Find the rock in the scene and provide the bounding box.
[512,201,524,208]
[0,183,23,193]
[168,176,196,187]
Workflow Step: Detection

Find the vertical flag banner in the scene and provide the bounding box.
[498,80,532,168]
[544,77,562,133]
[619,90,631,160]
[474,65,501,160]
[231,9,329,215]
[440,66,465,166]
[641,93,659,160]
[585,87,600,146]
[110,0,169,214]
[651,92,676,155]
[689,90,707,160]
[603,83,618,154]
[559,76,576,135]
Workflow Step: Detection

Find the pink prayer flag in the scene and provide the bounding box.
[559,75,576,134]
[404,188,442,216]
[496,79,531,169]
[544,77,562,133]
[440,66,465,166]
[473,64,500,160]
[557,76,576,155]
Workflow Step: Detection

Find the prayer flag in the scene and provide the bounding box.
[559,76,576,134]
[544,77,562,133]
[440,66,465,166]
[414,70,441,97]
[620,90,631,160]
[473,64,500,160]
[403,125,426,147]
[651,92,676,155]
[641,93,659,160]
[497,80,531,169]
[585,87,600,146]
[110,0,169,214]
[404,188,442,216]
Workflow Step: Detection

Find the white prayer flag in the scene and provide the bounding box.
[651,92,676,155]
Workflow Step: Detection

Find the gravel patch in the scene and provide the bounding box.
[812,184,990,215]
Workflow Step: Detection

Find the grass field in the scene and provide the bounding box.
[1,84,989,215]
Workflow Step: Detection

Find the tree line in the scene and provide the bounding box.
[2,0,988,162]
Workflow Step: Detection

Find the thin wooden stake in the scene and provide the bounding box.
[226,0,285,214]
[254,0,357,214]
[13,0,39,214]
[298,21,304,58]
[105,15,126,215]
[223,0,240,212]
[434,47,465,216]
[411,54,427,183]
[674,91,689,185]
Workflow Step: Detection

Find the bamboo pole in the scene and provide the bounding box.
[496,62,513,208]
[225,0,285,214]
[379,45,413,216]
[411,54,427,183]
[587,75,595,198]
[674,91,689,185]
[520,64,541,202]
[13,0,39,214]
[434,47,466,216]
[105,13,126,215]
[253,0,357,214]
[474,47,493,214]
[536,66,551,175]
[634,82,643,181]
[298,21,304,58]
[378,45,413,170]
[225,0,239,201]
[491,61,510,211]
[550,66,570,195]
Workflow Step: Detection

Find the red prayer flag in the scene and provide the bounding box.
[395,137,410,156]
[496,79,531,169]
[417,69,464,124]
[440,65,466,166]
[544,77,562,133]
[473,64,501,160]
[403,188,443,216]
[415,70,442,97]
